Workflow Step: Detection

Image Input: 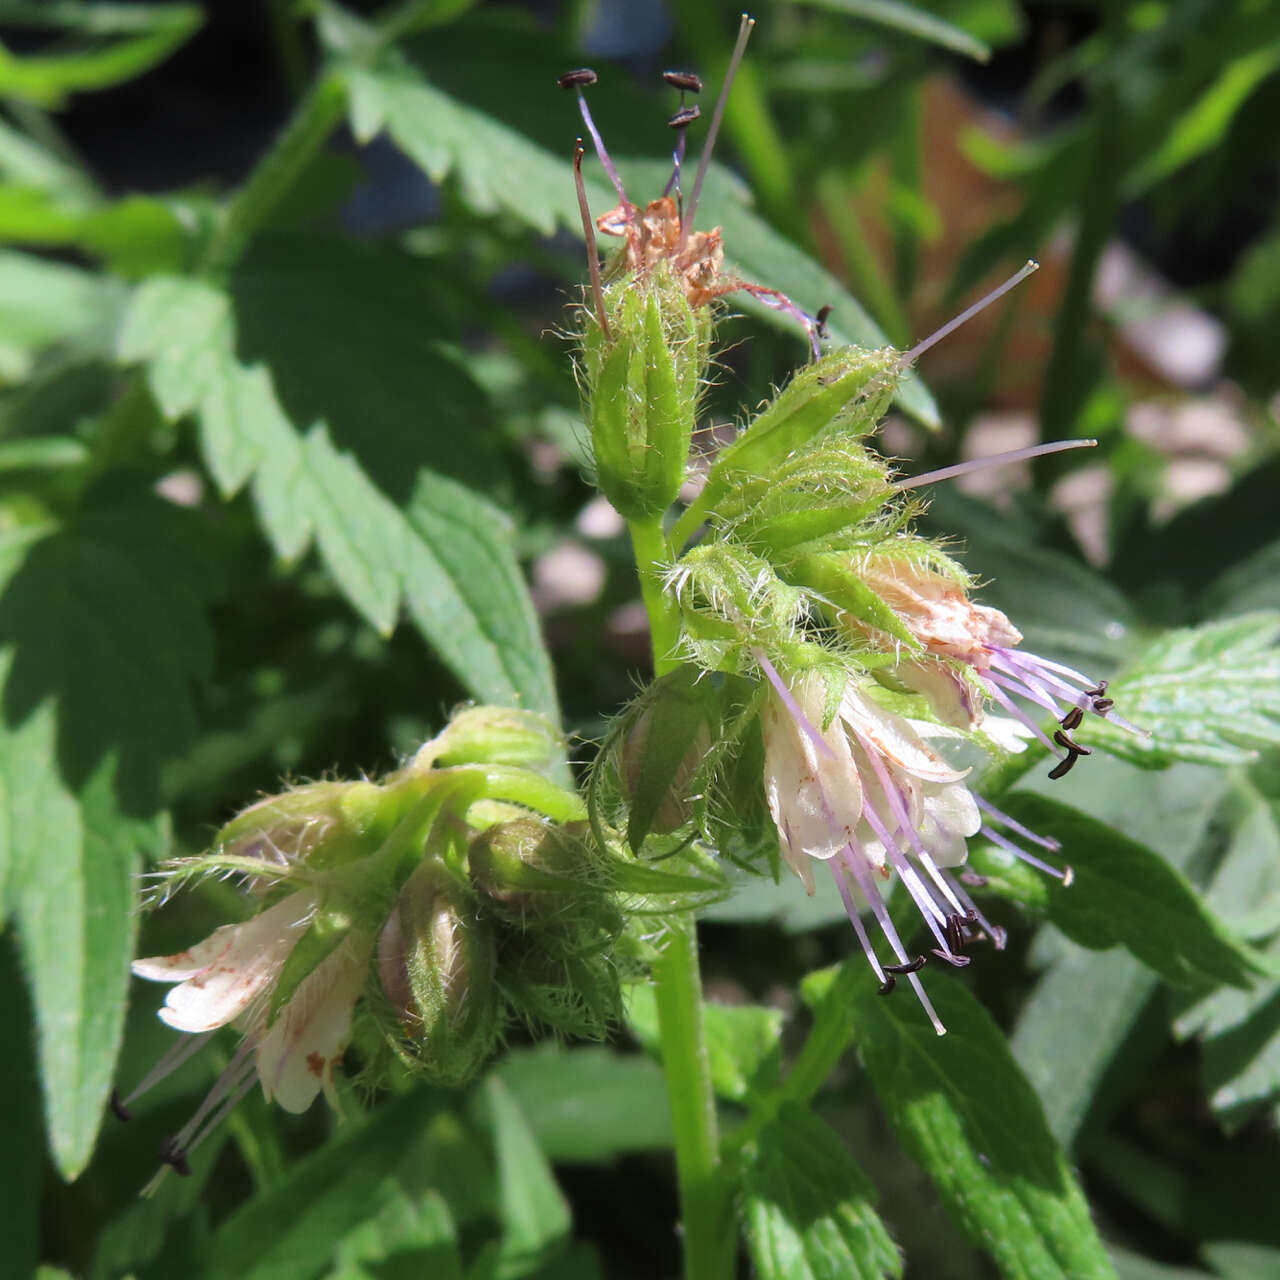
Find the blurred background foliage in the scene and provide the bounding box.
[2,0,1278,1277]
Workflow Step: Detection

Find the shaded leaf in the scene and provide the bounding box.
[741,1102,902,1280]
[117,252,558,717]
[494,1043,672,1163]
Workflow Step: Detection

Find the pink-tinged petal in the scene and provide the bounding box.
[156,893,314,1034]
[132,924,244,983]
[255,945,366,1114]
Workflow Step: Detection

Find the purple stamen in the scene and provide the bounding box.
[976,795,1062,852]
[940,870,1008,950]
[568,85,629,207]
[756,651,836,761]
[982,825,1073,884]
[893,437,1095,491]
[832,862,888,985]
[980,676,1063,755]
[121,1030,216,1108]
[841,843,946,1035]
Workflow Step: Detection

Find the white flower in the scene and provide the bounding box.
[757,655,1068,1035]
[119,890,367,1183]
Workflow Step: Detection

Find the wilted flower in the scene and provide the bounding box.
[119,890,369,1182]
[857,554,1145,778]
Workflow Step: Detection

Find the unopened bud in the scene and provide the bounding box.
[411,705,563,772]
[468,818,595,910]
[376,862,498,1086]
[578,264,711,521]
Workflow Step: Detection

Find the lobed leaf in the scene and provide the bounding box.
[117,251,558,718]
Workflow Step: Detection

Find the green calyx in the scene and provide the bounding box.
[578,262,712,521]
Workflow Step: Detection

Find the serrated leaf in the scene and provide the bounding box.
[852,977,1116,1279]
[974,792,1264,990]
[741,1103,902,1280]
[0,487,213,1177]
[494,1043,672,1163]
[118,250,558,718]
[342,41,937,426]
[1080,614,1280,768]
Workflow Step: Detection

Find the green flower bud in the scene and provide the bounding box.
[468,817,597,912]
[410,705,563,772]
[699,345,900,516]
[376,861,499,1086]
[578,262,712,521]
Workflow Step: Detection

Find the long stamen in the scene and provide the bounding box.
[893,438,1096,491]
[121,1031,216,1108]
[982,825,1074,885]
[831,861,889,984]
[558,68,629,206]
[572,140,610,340]
[905,259,1039,362]
[976,795,1062,852]
[980,675,1064,755]
[841,843,946,1034]
[682,13,754,247]
[940,869,1008,950]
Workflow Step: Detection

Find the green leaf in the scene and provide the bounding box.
[200,1087,460,1279]
[1129,43,1280,193]
[1201,539,1280,620]
[973,792,1264,990]
[741,1103,902,1280]
[1201,1241,1280,1280]
[470,1076,572,1280]
[117,251,558,718]
[0,487,213,1176]
[494,1043,672,1163]
[346,60,586,238]
[1081,614,1280,768]
[342,45,937,427]
[783,0,993,61]
[852,977,1117,1279]
[0,3,203,107]
[1009,761,1230,1147]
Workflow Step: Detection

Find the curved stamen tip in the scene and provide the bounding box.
[110,1088,132,1122]
[159,1137,192,1177]
[558,68,598,90]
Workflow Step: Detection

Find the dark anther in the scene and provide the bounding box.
[931,949,971,968]
[663,70,704,93]
[944,913,966,953]
[158,1137,192,1177]
[667,105,701,129]
[1052,729,1092,757]
[815,304,833,338]
[884,955,927,976]
[1048,754,1077,780]
[1060,706,1083,731]
[877,976,896,995]
[109,1088,132,1122]
[558,68,598,90]
[1092,696,1114,713]
[1085,680,1109,698]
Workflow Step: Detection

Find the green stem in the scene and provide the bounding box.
[651,915,735,1280]
[629,514,733,1278]
[629,517,681,677]
[200,72,348,276]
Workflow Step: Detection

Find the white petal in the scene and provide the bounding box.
[840,688,968,784]
[154,893,314,1034]
[256,945,366,1114]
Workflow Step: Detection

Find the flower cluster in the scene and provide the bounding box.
[566,32,1141,1034]
[118,707,676,1187]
